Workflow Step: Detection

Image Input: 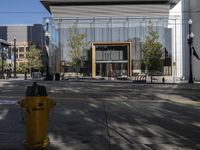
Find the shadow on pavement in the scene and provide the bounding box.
[0,80,199,150]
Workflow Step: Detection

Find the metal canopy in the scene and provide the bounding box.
[41,0,180,18]
[41,0,179,5]
[50,5,170,18]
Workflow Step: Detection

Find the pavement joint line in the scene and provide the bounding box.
[103,101,111,150]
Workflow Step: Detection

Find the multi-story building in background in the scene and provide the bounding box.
[0,24,45,73]
[41,0,180,79]
[0,39,11,79]
[0,0,198,81]
[40,0,200,81]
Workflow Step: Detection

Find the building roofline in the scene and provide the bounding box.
[0,24,34,26]
[40,0,180,14]
[40,1,51,13]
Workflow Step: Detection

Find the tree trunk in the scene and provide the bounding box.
[150,70,153,83]
[29,68,32,78]
[76,66,79,78]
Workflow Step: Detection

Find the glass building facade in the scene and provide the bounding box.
[47,16,176,77]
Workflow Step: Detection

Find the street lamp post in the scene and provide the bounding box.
[187,19,194,84]
[1,46,5,79]
[13,36,17,78]
[45,18,50,80]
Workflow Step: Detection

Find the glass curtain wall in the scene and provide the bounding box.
[51,16,176,77]
[43,17,59,74]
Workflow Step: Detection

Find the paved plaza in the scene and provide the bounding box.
[0,78,200,150]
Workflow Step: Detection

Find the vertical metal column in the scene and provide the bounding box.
[0,43,4,79]
[45,18,50,80]
[187,19,194,83]
[13,36,17,78]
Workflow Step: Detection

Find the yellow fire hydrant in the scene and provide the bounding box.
[18,82,56,150]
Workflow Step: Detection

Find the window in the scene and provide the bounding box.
[26,47,29,52]
[19,47,24,52]
[19,54,24,59]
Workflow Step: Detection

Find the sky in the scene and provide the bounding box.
[0,0,51,25]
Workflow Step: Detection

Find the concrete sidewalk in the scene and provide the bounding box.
[0,80,199,150]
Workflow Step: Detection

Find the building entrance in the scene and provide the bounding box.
[96,63,128,77]
[92,42,131,78]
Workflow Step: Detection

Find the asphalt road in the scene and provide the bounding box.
[0,79,200,150]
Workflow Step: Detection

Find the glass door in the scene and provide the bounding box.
[98,62,128,77]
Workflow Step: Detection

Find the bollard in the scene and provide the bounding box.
[18,82,56,150]
[162,77,165,84]
[24,71,27,80]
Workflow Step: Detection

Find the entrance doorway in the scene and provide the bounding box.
[92,42,131,78]
[96,62,128,77]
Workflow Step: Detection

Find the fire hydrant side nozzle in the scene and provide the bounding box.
[18,99,26,121]
[18,82,55,150]
[18,99,25,108]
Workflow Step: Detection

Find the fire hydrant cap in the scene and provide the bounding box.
[26,82,47,96]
